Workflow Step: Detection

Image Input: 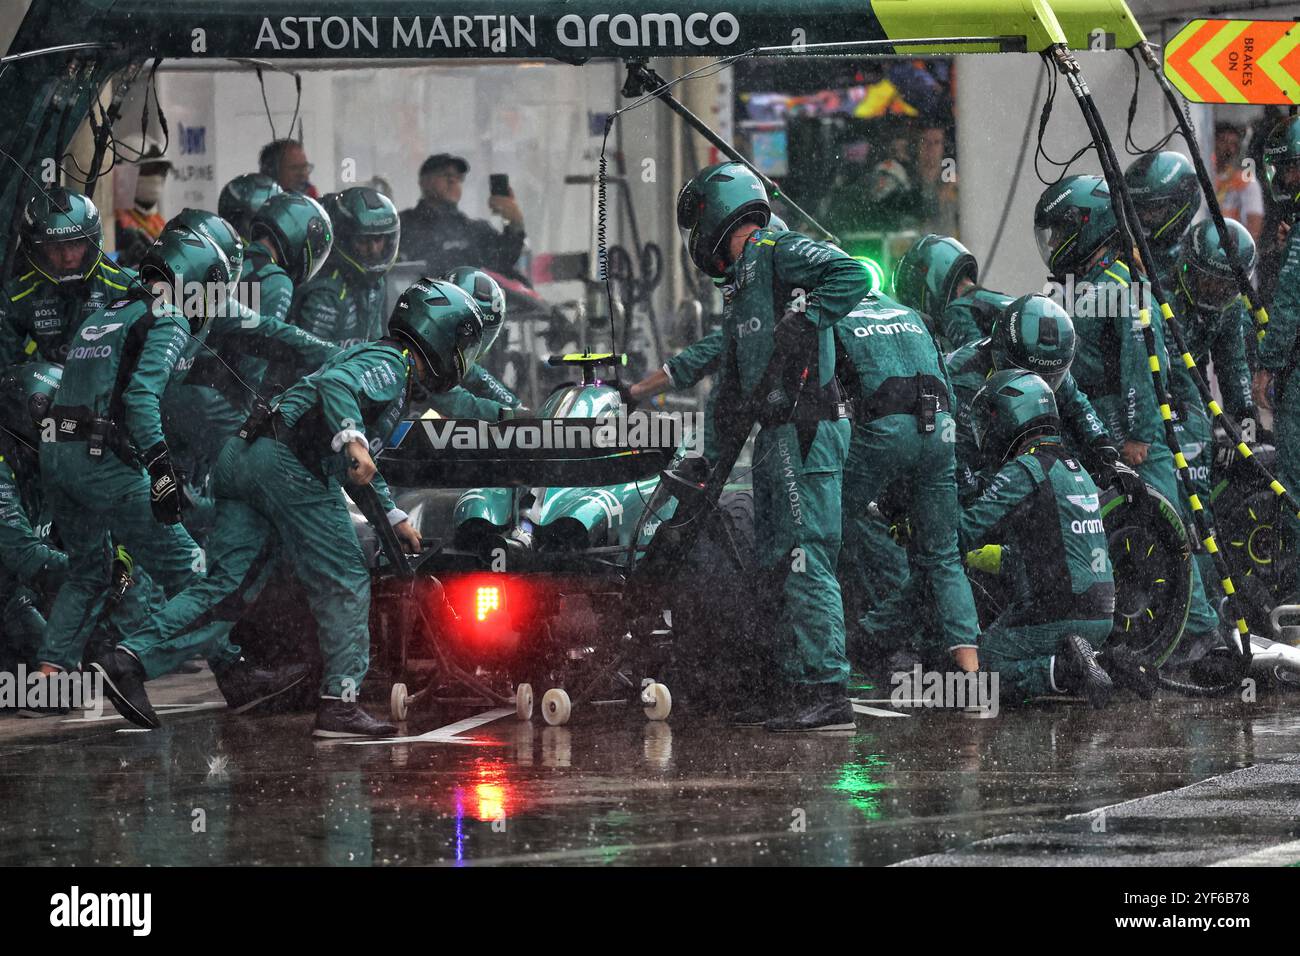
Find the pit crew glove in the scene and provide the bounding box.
[143,442,183,525]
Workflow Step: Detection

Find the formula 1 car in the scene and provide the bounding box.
[352,353,758,726]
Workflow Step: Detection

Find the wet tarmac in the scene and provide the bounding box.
[1,671,1298,866]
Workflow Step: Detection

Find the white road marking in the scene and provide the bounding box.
[1063,763,1261,820]
[851,702,909,718]
[345,707,516,745]
[1210,839,1300,867]
[62,702,227,724]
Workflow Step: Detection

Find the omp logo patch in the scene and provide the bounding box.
[79,323,123,341]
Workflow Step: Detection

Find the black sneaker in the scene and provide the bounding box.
[312,699,397,739]
[1054,635,1113,709]
[88,649,160,729]
[212,658,311,714]
[765,685,856,733]
[1098,645,1159,700]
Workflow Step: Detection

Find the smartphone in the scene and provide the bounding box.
[489,173,511,197]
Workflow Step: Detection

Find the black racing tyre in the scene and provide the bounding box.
[663,488,766,710]
[1210,444,1298,634]
[1102,481,1194,664]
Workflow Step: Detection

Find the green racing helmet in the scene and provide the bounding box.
[989,293,1076,391]
[250,192,333,285]
[443,267,506,356]
[218,173,283,241]
[20,186,103,284]
[1176,217,1256,313]
[970,369,1061,469]
[892,234,978,316]
[1264,116,1300,207]
[676,162,771,278]
[139,222,240,334]
[323,186,400,280]
[1124,151,1201,255]
[167,209,245,283]
[388,278,486,394]
[1034,175,1119,277]
[0,361,62,446]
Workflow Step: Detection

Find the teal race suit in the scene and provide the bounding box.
[37,294,236,672]
[0,258,136,365]
[834,292,980,658]
[1066,254,1220,638]
[118,341,415,696]
[711,225,870,691]
[0,435,65,667]
[960,438,1115,700]
[1256,224,1300,599]
[939,287,1013,352]
[946,339,1111,500]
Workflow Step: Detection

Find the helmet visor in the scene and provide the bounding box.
[33,236,93,280]
[1035,213,1080,272]
[348,233,398,273]
[1266,156,1300,202]
[993,352,1069,392]
[1134,198,1187,243]
[1186,260,1239,312]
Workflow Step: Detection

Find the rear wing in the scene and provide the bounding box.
[378,416,675,488]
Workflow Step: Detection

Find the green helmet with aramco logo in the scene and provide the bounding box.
[1263,116,1300,207]
[323,186,400,281]
[0,361,62,446]
[676,162,771,278]
[443,267,506,356]
[218,173,283,241]
[20,187,103,283]
[168,209,244,283]
[989,293,1076,391]
[970,369,1061,469]
[1034,175,1119,277]
[250,192,333,285]
[1177,217,1256,313]
[388,278,486,394]
[893,234,978,316]
[1124,151,1201,255]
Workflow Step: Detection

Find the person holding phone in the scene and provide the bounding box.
[398,153,528,282]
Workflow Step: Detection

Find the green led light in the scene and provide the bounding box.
[854,256,887,294]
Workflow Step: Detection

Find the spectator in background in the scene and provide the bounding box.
[1216,121,1265,242]
[398,153,527,281]
[114,142,171,266]
[916,123,959,236]
[259,139,318,197]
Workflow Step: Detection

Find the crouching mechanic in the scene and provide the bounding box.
[672,162,870,731]
[835,290,981,672]
[946,293,1119,500]
[962,370,1138,707]
[0,363,67,674]
[425,267,525,420]
[94,279,486,738]
[0,187,134,366]
[37,217,308,711]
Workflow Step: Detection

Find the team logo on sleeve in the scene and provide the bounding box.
[79,323,123,341]
[1067,493,1100,513]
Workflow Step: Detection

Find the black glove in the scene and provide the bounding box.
[1100,458,1146,504]
[1091,442,1121,467]
[143,442,183,525]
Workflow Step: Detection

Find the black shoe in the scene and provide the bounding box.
[1188,647,1246,687]
[1098,645,1159,700]
[212,658,311,714]
[15,672,70,719]
[730,702,772,726]
[1054,635,1113,709]
[88,649,160,729]
[312,699,397,738]
[765,685,856,733]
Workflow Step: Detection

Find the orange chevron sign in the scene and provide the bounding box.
[1165,19,1300,104]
